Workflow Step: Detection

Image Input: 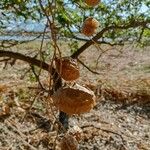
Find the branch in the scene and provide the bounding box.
[71,20,150,58]
[66,26,124,46]
[0,34,42,48]
[66,35,124,46]
[0,50,55,75]
[137,27,145,43]
[0,20,149,76]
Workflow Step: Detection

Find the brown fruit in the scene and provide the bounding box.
[68,126,82,142]
[52,84,96,115]
[60,134,78,150]
[55,57,80,81]
[85,0,100,7]
[81,17,99,36]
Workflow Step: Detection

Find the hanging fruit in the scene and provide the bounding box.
[52,84,96,115]
[55,57,80,81]
[85,0,100,7]
[81,17,99,36]
[60,134,78,150]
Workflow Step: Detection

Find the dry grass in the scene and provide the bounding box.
[78,42,150,105]
[100,77,150,105]
[0,41,150,149]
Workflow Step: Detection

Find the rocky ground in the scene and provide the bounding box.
[0,42,150,150]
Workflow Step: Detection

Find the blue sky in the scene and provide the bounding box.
[141,4,149,13]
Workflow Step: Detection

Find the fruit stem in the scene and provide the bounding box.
[53,71,69,131]
[59,111,69,131]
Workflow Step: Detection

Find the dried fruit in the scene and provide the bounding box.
[0,104,10,118]
[68,125,82,141]
[85,0,100,7]
[81,17,99,36]
[60,134,78,150]
[55,57,80,81]
[52,84,96,115]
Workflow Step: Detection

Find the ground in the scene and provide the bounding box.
[0,41,150,150]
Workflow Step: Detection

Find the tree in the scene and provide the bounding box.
[0,0,150,130]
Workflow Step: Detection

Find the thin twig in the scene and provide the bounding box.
[3,121,37,150]
[95,47,112,69]
[0,34,42,48]
[20,67,32,80]
[81,124,127,148]
[0,58,11,62]
[77,58,100,75]
[21,91,42,123]
[31,65,47,92]
[137,27,145,43]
